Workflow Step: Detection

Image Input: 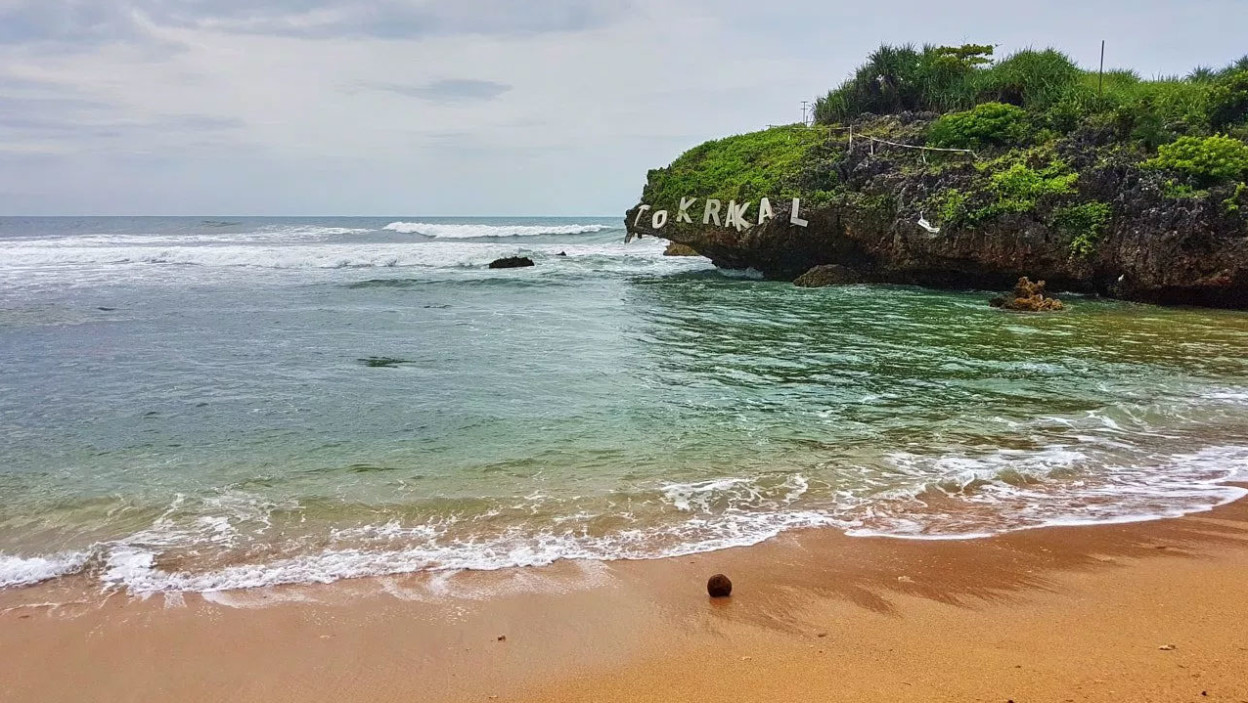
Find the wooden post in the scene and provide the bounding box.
[1099,40,1105,97]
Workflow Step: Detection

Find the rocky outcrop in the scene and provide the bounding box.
[488,256,535,269]
[626,116,1248,308]
[990,277,1065,311]
[794,264,866,287]
[663,242,702,257]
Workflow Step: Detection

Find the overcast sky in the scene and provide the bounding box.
[0,1,1244,216]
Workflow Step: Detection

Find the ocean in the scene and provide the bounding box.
[2,216,1248,595]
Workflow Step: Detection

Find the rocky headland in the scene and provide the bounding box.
[626,45,1248,307]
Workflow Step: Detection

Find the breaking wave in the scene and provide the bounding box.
[3,443,1246,595]
[383,222,614,238]
[0,552,91,589]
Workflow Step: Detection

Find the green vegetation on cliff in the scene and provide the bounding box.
[639,126,826,212]
[638,42,1247,261]
[813,44,1248,144]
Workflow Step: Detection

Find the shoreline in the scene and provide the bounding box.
[3,486,1248,702]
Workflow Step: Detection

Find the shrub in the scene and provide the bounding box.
[1161,180,1208,199]
[1052,202,1112,257]
[928,102,1028,149]
[930,188,969,225]
[1145,135,1248,186]
[976,49,1083,111]
[1224,182,1247,214]
[916,44,994,113]
[972,160,1078,220]
[815,44,995,123]
[1208,70,1248,130]
[814,44,924,123]
[992,162,1078,200]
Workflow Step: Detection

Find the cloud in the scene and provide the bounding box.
[0,0,633,45]
[0,75,243,152]
[2,0,1248,215]
[361,78,512,102]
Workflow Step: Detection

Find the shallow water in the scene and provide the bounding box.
[2,216,1248,594]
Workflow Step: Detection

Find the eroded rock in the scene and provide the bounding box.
[794,264,865,288]
[663,242,702,257]
[990,277,1065,311]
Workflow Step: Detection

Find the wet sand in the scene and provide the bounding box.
[3,492,1248,702]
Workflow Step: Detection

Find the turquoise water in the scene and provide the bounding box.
[2,216,1248,594]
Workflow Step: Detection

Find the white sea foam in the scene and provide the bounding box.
[92,507,849,595]
[383,222,612,238]
[7,443,1248,596]
[0,241,676,282]
[0,552,90,589]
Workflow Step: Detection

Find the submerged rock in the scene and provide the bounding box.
[794,264,865,288]
[488,257,535,270]
[663,242,702,257]
[358,357,410,368]
[707,573,733,598]
[990,277,1065,311]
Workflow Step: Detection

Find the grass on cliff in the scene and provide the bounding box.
[814,44,1248,154]
[640,126,827,212]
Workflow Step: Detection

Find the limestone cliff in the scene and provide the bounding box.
[626,114,1248,308]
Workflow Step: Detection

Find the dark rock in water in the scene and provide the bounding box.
[558,251,567,257]
[707,573,733,598]
[794,264,865,288]
[488,257,535,269]
[359,357,410,368]
[990,277,1065,311]
[663,242,702,257]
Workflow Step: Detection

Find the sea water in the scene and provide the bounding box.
[2,216,1247,594]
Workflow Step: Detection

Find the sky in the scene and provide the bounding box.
[0,1,1245,216]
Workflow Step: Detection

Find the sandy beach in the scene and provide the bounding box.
[2,489,1246,703]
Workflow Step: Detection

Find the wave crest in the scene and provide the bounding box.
[383,222,613,238]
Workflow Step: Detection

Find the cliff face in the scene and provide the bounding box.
[626,117,1248,308]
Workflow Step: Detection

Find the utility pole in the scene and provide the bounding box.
[801,101,810,127]
[1099,40,1106,97]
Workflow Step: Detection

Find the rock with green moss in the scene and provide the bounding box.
[662,242,702,257]
[794,264,866,288]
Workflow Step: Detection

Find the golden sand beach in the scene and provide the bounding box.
[4,488,1247,703]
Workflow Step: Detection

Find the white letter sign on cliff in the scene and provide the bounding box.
[651,210,668,229]
[790,198,809,227]
[677,197,697,224]
[757,197,774,226]
[725,201,752,231]
[703,199,722,226]
[633,205,651,227]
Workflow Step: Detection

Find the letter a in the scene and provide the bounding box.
[677,197,697,224]
[790,198,809,228]
[757,197,774,226]
[703,199,722,226]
